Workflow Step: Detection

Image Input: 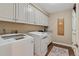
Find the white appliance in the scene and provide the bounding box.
[0,34,34,56]
[28,32,48,56]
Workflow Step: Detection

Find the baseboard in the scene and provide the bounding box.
[52,41,73,48]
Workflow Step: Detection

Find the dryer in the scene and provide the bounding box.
[28,32,48,56]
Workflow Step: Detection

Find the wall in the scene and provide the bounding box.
[0,21,44,34]
[48,9,72,45]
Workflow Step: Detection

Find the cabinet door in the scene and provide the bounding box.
[39,11,44,25]
[28,4,35,24]
[43,14,47,26]
[45,15,48,26]
[15,3,28,23]
[0,44,12,56]
[40,12,48,26]
[40,12,44,25]
[0,3,15,21]
[46,16,48,26]
[12,39,34,56]
[34,7,40,25]
[37,10,42,25]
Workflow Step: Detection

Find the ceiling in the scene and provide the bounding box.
[34,3,74,14]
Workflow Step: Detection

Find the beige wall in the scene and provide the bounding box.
[0,21,44,34]
[48,9,72,45]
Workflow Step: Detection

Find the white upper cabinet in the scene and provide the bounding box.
[15,3,28,23]
[0,3,48,26]
[34,7,42,25]
[34,7,39,25]
[39,10,48,26]
[41,14,45,26]
[34,5,48,26]
[27,4,35,24]
[44,15,48,26]
[39,11,48,26]
[0,3,15,22]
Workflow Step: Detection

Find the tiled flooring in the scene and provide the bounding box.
[46,42,75,56]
